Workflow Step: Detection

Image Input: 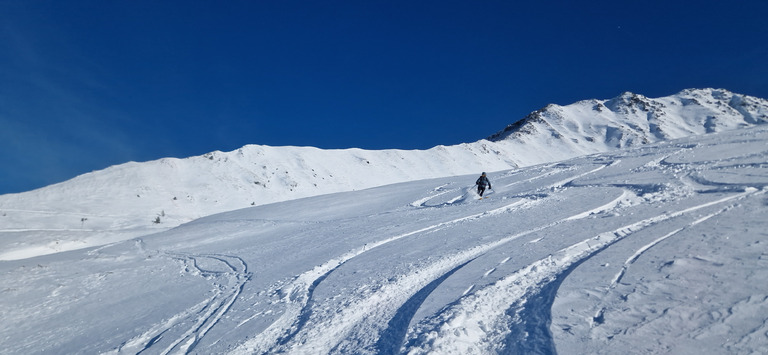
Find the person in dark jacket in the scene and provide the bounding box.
[476,172,492,197]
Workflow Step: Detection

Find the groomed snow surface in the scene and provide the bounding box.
[2,126,768,354]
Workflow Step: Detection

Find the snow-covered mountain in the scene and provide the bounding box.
[486,88,768,161]
[1,88,766,260]
[2,125,767,354]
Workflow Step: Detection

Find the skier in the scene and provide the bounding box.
[475,172,492,197]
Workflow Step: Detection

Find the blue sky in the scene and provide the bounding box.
[1,0,767,194]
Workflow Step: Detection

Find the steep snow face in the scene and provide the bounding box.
[0,88,766,260]
[1,125,766,354]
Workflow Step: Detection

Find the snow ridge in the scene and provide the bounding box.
[1,88,767,261]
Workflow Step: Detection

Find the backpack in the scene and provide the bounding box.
[476,176,489,187]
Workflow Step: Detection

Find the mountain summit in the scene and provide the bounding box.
[486,88,767,163]
[1,88,766,259]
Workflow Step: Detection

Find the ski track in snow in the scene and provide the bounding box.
[73,158,768,354]
[565,190,633,221]
[7,126,768,354]
[282,174,667,354]
[231,196,542,354]
[590,205,736,328]
[232,163,613,354]
[409,161,598,209]
[402,188,763,355]
[110,252,251,355]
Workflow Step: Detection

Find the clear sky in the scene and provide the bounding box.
[1,0,767,195]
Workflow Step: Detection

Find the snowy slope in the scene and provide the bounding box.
[486,88,768,162]
[1,88,767,260]
[1,125,766,354]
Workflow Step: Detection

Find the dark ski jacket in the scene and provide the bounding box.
[476,175,491,188]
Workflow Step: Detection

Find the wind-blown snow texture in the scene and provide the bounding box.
[1,88,766,261]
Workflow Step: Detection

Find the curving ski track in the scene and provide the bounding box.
[231,195,546,354]
[114,253,251,355]
[232,163,613,354]
[402,188,762,354]
[106,140,767,354]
